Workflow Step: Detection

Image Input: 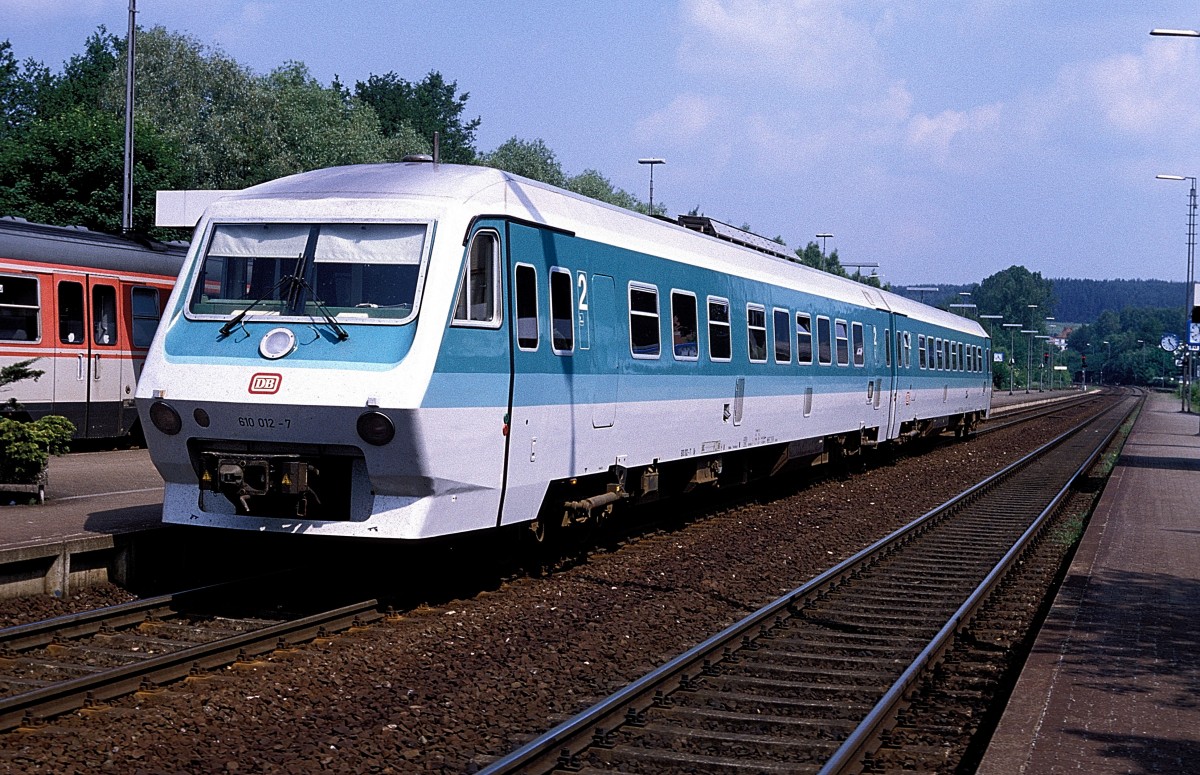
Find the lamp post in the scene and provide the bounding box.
[1044,316,1055,390]
[816,233,833,255]
[1138,339,1146,380]
[1035,335,1050,391]
[980,314,1003,388]
[637,158,665,216]
[1101,340,1110,386]
[1021,330,1037,393]
[1156,173,1196,412]
[907,286,939,304]
[1003,323,1022,394]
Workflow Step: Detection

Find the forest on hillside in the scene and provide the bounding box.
[896,277,1185,324]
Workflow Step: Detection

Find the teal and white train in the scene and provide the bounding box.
[136,162,991,540]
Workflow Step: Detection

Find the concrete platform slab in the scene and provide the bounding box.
[979,391,1200,774]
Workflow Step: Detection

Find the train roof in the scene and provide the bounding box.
[208,163,987,339]
[0,216,188,277]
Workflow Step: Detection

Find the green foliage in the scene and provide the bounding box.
[565,169,642,210]
[973,266,1055,331]
[0,415,73,484]
[1067,306,1181,385]
[794,241,848,276]
[0,358,43,388]
[0,104,186,233]
[1050,278,1183,323]
[353,70,479,163]
[477,137,566,187]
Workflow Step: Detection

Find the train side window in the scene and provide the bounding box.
[629,283,661,359]
[943,339,950,371]
[773,308,791,363]
[961,342,967,371]
[834,319,849,366]
[131,286,161,348]
[926,336,934,371]
[918,334,927,369]
[549,268,574,354]
[92,285,117,346]
[852,322,865,366]
[671,290,699,361]
[453,230,500,326]
[884,326,892,367]
[708,297,731,361]
[515,263,539,351]
[933,338,942,370]
[796,312,813,364]
[817,316,832,365]
[746,304,767,363]
[0,275,40,342]
[896,329,903,369]
[58,281,85,344]
[903,331,912,368]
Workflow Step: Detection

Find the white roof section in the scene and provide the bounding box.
[156,190,240,227]
[194,163,987,339]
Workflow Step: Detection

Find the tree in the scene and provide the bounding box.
[565,169,643,210]
[0,105,186,233]
[354,71,480,163]
[0,40,53,136]
[254,62,427,181]
[478,137,565,186]
[973,265,1055,330]
[103,27,427,191]
[794,241,848,276]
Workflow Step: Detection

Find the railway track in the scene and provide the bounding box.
[981,390,1103,434]
[0,579,381,731]
[481,392,1136,774]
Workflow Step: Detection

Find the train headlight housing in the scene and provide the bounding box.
[149,401,182,436]
[356,411,394,446]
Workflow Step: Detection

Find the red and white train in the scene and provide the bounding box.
[0,217,186,438]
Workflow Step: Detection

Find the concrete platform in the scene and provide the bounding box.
[0,449,165,598]
[979,391,1200,774]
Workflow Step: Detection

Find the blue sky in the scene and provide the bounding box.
[5,1,1200,287]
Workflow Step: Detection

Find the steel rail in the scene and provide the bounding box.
[478,393,1132,774]
[0,598,380,730]
[817,396,1135,773]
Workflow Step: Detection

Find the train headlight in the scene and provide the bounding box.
[356,411,395,446]
[193,408,211,428]
[149,401,182,436]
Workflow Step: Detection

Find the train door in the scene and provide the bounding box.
[50,273,125,437]
[86,276,123,436]
[884,312,904,440]
[51,274,88,433]
[587,274,619,428]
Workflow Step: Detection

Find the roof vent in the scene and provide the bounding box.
[402,154,434,163]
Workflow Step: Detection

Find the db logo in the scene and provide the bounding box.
[248,373,282,394]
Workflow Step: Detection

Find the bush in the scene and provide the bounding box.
[0,415,74,483]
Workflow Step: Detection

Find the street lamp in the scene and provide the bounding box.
[949,291,977,317]
[1151,28,1200,36]
[1044,316,1056,390]
[980,314,1003,386]
[1003,323,1022,394]
[816,233,833,255]
[637,158,665,215]
[1156,173,1196,413]
[1101,340,1110,386]
[907,286,939,304]
[1021,329,1037,393]
[1035,335,1051,391]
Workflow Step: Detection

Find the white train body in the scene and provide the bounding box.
[136,163,991,540]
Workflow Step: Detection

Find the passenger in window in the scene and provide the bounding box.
[673,315,697,358]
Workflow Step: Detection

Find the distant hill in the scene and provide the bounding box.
[895,279,1185,324]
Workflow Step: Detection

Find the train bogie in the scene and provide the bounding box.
[137,162,990,540]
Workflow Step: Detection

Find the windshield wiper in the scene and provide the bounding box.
[289,274,349,341]
[218,274,294,338]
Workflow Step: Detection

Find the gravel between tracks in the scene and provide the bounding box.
[0,413,1078,774]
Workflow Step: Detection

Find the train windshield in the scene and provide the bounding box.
[189,222,427,322]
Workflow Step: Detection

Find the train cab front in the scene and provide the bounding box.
[136,217,463,539]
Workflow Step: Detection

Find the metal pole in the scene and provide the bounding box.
[121,0,137,233]
[1187,179,1196,412]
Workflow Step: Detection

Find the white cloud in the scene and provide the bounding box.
[677,0,886,91]
[635,93,724,143]
[905,103,1003,167]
